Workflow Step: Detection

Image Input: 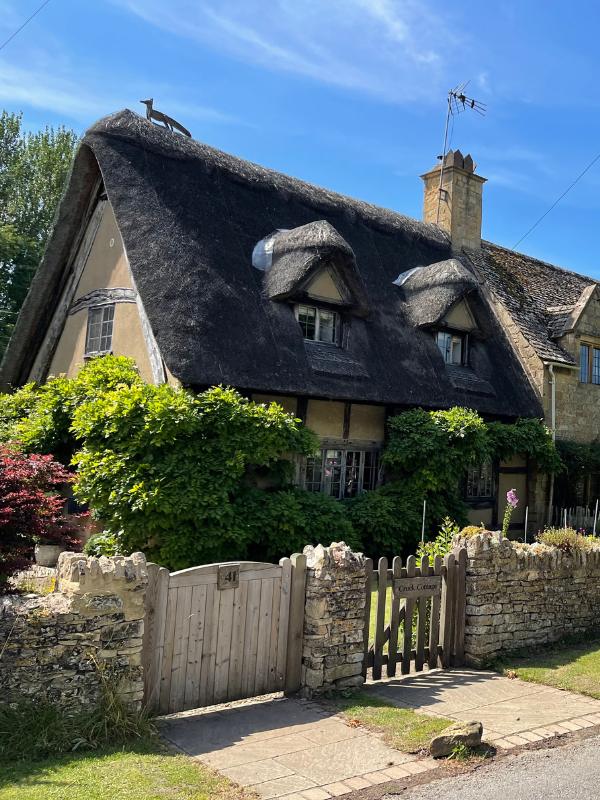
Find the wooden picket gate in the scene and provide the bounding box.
[142,557,307,714]
[363,549,467,679]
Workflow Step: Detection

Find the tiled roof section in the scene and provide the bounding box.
[465,242,598,365]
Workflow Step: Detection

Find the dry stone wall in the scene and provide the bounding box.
[300,542,366,696]
[459,532,600,665]
[0,552,147,708]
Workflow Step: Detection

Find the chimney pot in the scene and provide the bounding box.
[420,150,486,252]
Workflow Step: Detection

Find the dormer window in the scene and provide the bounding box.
[436,330,467,366]
[296,304,339,345]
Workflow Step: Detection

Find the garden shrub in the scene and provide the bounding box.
[71,382,317,568]
[235,487,358,563]
[0,356,142,463]
[537,526,595,553]
[83,530,123,558]
[0,446,79,589]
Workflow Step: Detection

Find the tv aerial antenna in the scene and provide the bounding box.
[436,82,487,224]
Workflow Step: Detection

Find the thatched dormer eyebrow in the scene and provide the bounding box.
[400,258,480,329]
[265,220,369,314]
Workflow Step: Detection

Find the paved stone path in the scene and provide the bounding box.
[368,668,600,749]
[160,695,438,799]
[160,669,600,798]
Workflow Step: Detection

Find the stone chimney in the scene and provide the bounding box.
[421,150,486,252]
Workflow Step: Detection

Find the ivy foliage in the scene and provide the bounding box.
[353,407,560,558]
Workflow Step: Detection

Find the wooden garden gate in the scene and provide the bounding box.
[142,557,306,714]
[364,549,467,679]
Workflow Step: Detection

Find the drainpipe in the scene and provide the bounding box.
[547,363,556,525]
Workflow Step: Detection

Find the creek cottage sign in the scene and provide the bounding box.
[393,575,442,599]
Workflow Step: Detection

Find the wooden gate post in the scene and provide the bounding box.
[142,562,170,712]
[453,548,467,666]
[284,552,307,694]
[440,552,456,668]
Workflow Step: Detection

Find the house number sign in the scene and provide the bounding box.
[217,565,240,590]
[393,575,441,599]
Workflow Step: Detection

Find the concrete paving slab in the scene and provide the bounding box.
[368,668,600,745]
[253,773,317,799]
[161,694,429,797]
[273,734,412,784]
[220,758,295,785]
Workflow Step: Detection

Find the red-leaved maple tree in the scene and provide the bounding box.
[0,447,79,587]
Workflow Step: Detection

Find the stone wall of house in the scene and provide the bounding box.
[300,542,366,696]
[0,551,147,708]
[459,532,600,665]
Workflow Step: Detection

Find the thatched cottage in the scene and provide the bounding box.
[2,109,599,531]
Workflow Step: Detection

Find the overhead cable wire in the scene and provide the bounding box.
[0,0,53,53]
[512,150,600,250]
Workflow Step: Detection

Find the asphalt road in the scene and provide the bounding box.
[388,736,600,800]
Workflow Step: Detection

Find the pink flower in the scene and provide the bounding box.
[506,489,519,508]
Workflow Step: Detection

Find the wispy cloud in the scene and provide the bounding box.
[0,57,246,129]
[112,0,463,104]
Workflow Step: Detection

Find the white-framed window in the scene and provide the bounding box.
[302,448,379,499]
[85,304,115,356]
[436,330,466,365]
[296,304,339,345]
[465,460,494,500]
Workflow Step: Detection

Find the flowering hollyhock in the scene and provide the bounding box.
[502,488,519,538]
[0,447,80,588]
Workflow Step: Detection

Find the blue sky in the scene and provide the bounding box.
[2,0,600,276]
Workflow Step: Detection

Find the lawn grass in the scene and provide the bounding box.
[497,637,600,700]
[0,738,249,800]
[330,691,451,753]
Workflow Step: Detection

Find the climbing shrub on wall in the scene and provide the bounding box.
[353,407,561,558]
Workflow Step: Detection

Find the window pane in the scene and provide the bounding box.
[303,454,322,493]
[303,448,379,497]
[436,331,450,362]
[362,451,378,491]
[581,344,590,383]
[466,461,493,499]
[323,450,342,498]
[317,309,337,343]
[298,305,317,340]
[344,450,361,498]
[86,304,114,355]
[593,348,600,385]
[450,335,462,365]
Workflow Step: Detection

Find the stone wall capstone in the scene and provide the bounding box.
[459,532,600,665]
[300,542,366,696]
[0,551,147,708]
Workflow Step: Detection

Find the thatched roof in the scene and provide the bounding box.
[466,243,598,366]
[1,109,541,418]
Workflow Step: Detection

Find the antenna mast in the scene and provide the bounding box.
[436,82,487,224]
